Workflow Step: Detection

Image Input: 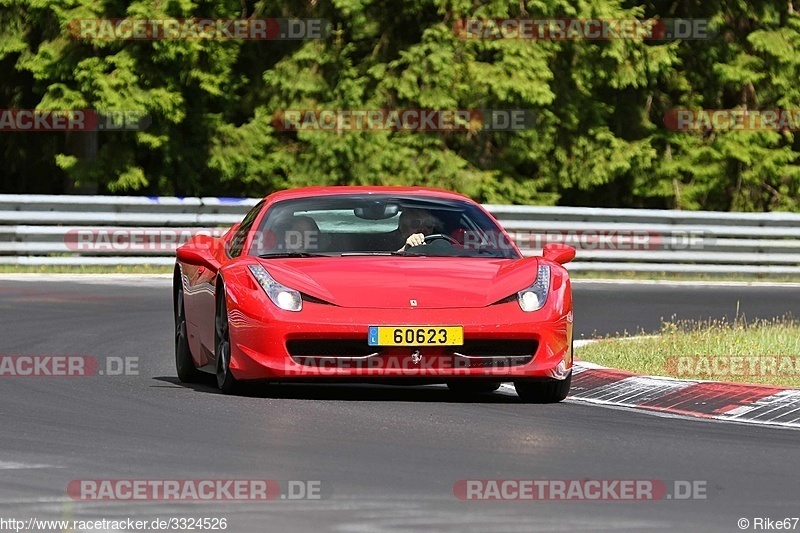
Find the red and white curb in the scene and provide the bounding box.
[499,362,800,430]
[566,362,800,429]
[500,340,800,430]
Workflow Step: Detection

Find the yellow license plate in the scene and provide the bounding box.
[368,326,463,346]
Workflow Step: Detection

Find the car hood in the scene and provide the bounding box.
[257,256,539,309]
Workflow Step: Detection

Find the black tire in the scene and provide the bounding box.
[446,381,502,394]
[514,372,571,404]
[215,286,241,394]
[175,281,204,383]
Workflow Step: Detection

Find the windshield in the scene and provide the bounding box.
[248,194,520,259]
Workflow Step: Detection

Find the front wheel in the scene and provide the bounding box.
[514,373,571,404]
[215,287,240,395]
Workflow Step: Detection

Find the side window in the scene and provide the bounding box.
[227,201,264,258]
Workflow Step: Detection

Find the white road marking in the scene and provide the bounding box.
[0,273,171,285]
[0,461,55,470]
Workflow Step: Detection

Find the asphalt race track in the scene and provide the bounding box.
[1,276,800,532]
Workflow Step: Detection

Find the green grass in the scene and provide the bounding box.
[0,264,173,274]
[578,315,800,388]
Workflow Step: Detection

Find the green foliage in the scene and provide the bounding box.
[1,0,799,211]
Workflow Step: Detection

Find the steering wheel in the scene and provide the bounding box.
[423,233,459,245]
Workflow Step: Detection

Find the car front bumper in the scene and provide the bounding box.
[227,300,572,382]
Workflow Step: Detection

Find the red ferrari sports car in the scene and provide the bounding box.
[174,186,575,402]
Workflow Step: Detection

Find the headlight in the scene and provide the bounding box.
[248,264,302,312]
[517,265,550,312]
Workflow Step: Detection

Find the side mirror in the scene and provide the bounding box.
[543,243,576,265]
[176,247,219,270]
[176,235,221,270]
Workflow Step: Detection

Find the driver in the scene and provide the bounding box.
[280,215,321,251]
[396,208,440,252]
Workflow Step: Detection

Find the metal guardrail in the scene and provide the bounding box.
[1,194,799,274]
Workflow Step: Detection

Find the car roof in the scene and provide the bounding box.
[262,186,474,203]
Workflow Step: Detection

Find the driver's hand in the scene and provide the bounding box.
[404,232,426,248]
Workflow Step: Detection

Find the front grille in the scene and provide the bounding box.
[459,356,533,368]
[447,339,538,358]
[287,339,378,357]
[287,338,537,369]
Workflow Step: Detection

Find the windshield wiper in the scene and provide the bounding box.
[257,252,330,258]
[391,249,507,257]
[341,252,393,256]
[390,250,442,257]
